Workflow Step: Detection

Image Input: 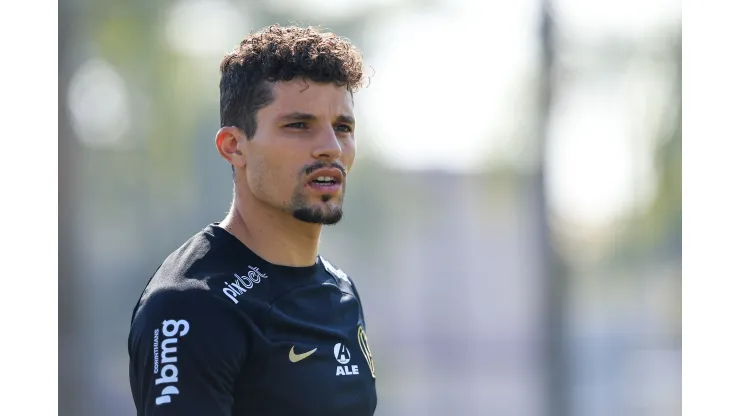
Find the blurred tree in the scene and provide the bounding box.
[533,1,570,416]
[59,0,85,414]
[609,30,682,268]
[640,32,682,262]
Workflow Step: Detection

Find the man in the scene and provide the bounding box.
[128,24,376,415]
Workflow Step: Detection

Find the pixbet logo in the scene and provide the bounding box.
[222,266,268,304]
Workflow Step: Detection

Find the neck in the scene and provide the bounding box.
[219,190,322,268]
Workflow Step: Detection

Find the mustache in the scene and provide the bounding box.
[304,162,347,178]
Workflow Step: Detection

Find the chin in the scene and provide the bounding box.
[292,205,344,225]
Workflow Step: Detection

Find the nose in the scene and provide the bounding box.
[311,125,342,161]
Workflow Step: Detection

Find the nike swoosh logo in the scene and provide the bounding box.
[289,346,317,363]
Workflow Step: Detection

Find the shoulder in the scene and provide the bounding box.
[128,277,254,360]
[131,279,240,330]
[319,256,372,328]
[318,255,365,298]
[132,224,264,318]
[319,256,352,284]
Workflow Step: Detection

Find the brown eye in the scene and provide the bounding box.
[285,122,308,129]
[335,124,353,133]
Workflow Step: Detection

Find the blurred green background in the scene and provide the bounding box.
[59,0,681,415]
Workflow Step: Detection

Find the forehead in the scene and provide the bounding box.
[263,79,354,118]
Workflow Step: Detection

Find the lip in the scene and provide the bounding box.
[306,168,344,185]
[305,168,344,195]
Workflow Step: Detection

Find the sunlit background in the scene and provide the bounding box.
[59,0,681,414]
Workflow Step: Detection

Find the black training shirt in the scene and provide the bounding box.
[128,223,377,415]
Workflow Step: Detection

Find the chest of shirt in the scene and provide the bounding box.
[232,281,377,415]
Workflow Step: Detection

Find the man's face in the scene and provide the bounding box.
[241,79,356,225]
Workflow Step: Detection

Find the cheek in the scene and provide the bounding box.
[343,140,357,169]
[244,156,265,193]
[248,152,300,198]
[246,155,276,193]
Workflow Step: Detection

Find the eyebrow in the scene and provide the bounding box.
[277,112,355,126]
[336,115,355,126]
[277,112,316,123]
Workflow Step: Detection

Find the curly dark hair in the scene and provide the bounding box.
[219,24,366,138]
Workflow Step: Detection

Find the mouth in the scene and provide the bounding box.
[306,168,344,194]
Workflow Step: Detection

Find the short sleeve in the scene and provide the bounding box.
[128,289,249,415]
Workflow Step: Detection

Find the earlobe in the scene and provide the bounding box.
[216,127,247,169]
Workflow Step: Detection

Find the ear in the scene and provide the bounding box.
[216,127,247,170]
